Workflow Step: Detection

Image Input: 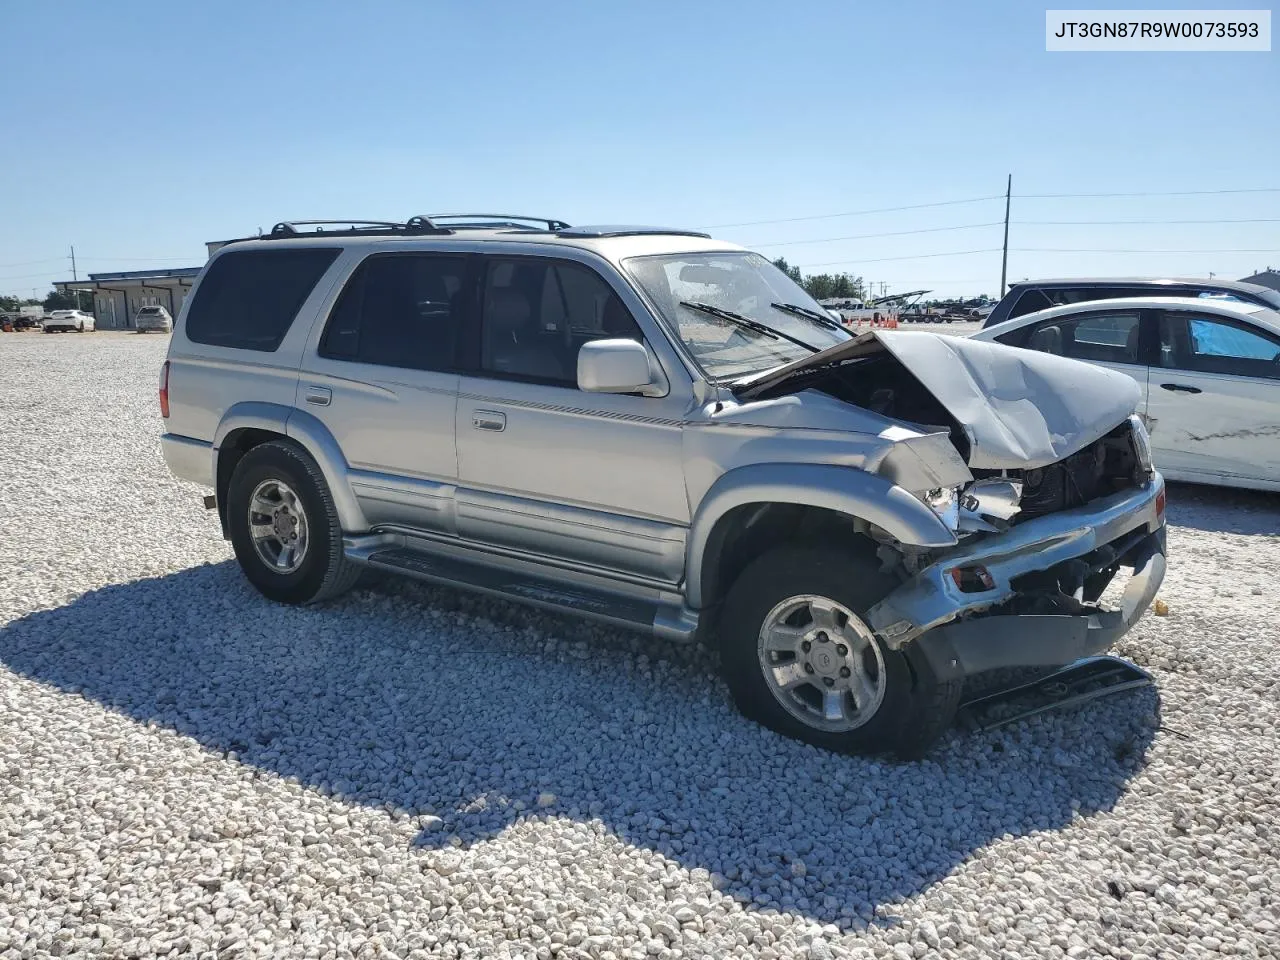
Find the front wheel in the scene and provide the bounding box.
[226,440,361,605]
[718,545,962,758]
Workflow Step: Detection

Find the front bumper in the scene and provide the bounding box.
[869,474,1166,679]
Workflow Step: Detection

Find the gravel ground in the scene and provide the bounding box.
[1,331,1277,960]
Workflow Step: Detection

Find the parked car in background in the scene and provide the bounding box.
[983,277,1280,329]
[1,312,39,331]
[158,215,1166,757]
[5,306,48,330]
[974,296,1280,492]
[135,305,173,333]
[43,309,96,333]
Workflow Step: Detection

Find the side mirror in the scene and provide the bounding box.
[577,339,654,394]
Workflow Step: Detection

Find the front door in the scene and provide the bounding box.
[454,255,689,584]
[301,251,468,533]
[1147,309,1280,485]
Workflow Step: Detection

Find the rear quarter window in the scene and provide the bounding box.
[1008,288,1054,318]
[185,248,340,351]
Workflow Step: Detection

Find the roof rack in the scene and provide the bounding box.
[419,213,572,232]
[555,225,712,239]
[265,218,452,239]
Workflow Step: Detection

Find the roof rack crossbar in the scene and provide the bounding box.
[420,213,572,232]
[265,218,452,239]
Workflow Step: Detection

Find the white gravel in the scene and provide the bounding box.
[1,331,1277,960]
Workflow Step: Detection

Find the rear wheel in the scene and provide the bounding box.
[719,545,962,758]
[226,440,360,605]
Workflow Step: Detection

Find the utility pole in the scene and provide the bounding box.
[70,246,81,310]
[999,174,1011,296]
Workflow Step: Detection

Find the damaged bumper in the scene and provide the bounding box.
[868,474,1167,680]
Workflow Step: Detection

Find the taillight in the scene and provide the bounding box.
[159,360,170,418]
[1155,486,1166,519]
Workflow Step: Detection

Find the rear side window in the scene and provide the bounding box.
[320,253,467,371]
[1020,311,1142,364]
[1008,288,1053,318]
[186,248,339,351]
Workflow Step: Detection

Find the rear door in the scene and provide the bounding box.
[300,251,470,533]
[1147,309,1280,485]
[170,246,343,444]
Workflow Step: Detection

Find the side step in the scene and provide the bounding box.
[956,655,1153,733]
[359,547,694,639]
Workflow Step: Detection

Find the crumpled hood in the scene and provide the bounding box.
[734,330,1141,470]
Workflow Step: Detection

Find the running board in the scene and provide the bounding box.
[956,655,1153,733]
[352,545,699,642]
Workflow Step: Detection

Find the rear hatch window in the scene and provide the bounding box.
[185,247,340,351]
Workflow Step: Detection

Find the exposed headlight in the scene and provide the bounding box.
[1128,413,1153,475]
[919,486,960,531]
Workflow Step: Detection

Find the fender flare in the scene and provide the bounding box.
[685,462,957,609]
[213,401,368,532]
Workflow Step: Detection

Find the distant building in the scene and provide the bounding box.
[1241,269,1280,293]
[54,267,202,330]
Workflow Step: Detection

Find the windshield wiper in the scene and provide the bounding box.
[770,301,850,335]
[679,300,818,352]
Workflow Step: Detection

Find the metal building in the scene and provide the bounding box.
[53,267,202,330]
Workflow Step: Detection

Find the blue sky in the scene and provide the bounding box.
[2,1,1277,299]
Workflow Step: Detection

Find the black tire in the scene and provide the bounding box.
[226,440,361,605]
[718,544,962,758]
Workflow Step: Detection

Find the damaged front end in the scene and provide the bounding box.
[732,329,1167,681]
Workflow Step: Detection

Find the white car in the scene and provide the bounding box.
[43,309,96,333]
[974,296,1280,492]
[135,305,173,333]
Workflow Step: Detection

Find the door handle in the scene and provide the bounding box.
[472,410,506,432]
[1159,383,1202,394]
[304,385,332,406]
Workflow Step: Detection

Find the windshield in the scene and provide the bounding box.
[623,251,851,379]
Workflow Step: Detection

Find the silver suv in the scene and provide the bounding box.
[160,215,1167,756]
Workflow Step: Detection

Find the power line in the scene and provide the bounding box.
[1015,246,1280,254]
[794,243,1277,270]
[748,222,1003,248]
[1014,187,1280,199]
[708,195,1004,229]
[1016,217,1280,226]
[0,270,64,282]
[0,257,66,269]
[711,187,1280,230]
[796,248,1003,268]
[76,256,195,262]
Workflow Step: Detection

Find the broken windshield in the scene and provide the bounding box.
[623,251,851,379]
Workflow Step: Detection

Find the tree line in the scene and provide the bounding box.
[0,290,83,314]
[772,258,866,301]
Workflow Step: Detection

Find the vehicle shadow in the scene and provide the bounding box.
[1164,481,1280,535]
[0,563,1159,927]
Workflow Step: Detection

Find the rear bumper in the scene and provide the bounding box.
[161,433,214,487]
[868,474,1167,678]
